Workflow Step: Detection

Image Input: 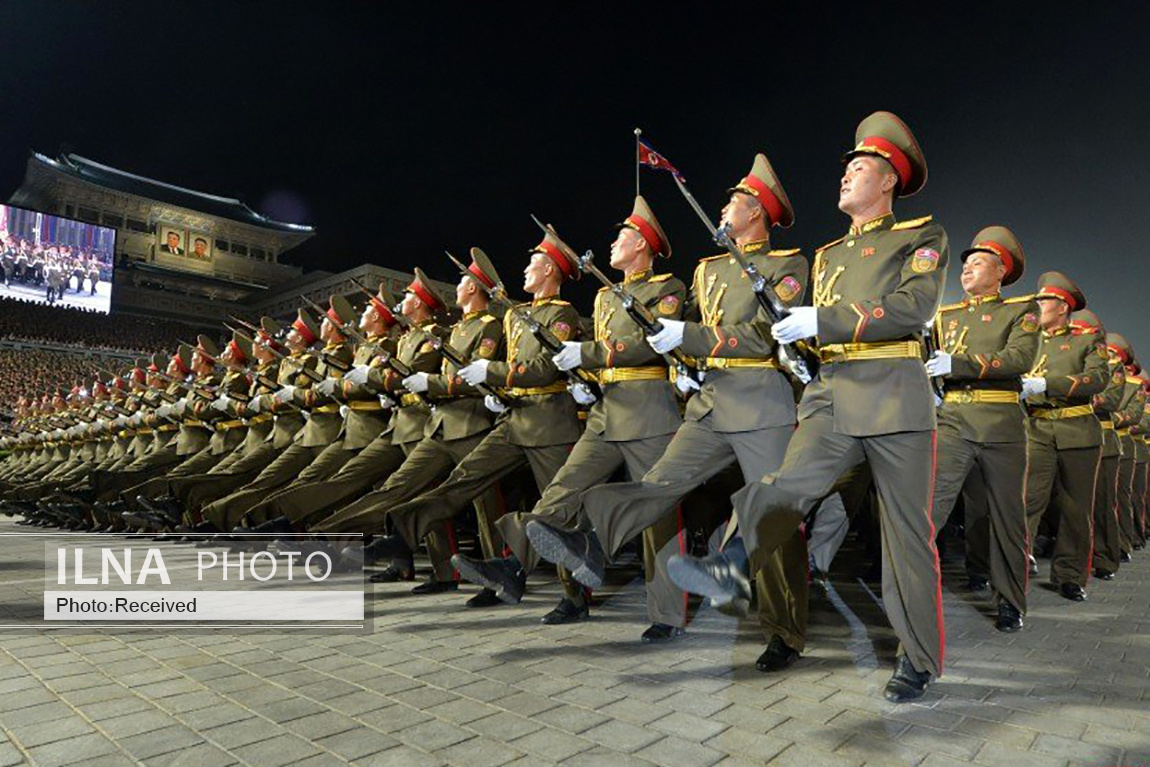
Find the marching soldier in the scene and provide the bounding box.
[1021,272,1108,601]
[238,283,415,531]
[313,261,506,597]
[924,225,1038,632]
[1112,345,1146,565]
[528,154,809,649]
[453,198,693,637]
[1132,394,1150,552]
[374,229,587,614]
[666,112,948,702]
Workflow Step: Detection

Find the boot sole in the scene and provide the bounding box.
[452,556,522,605]
[666,556,750,617]
[527,524,603,590]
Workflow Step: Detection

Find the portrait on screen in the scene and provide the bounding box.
[189,234,212,261]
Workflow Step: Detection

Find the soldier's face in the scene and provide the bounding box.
[361,303,379,331]
[401,291,422,318]
[839,156,897,214]
[523,253,551,292]
[961,253,1006,295]
[286,327,307,351]
[455,275,474,307]
[610,228,643,271]
[254,344,274,364]
[720,193,761,233]
[320,317,339,343]
[1036,296,1069,328]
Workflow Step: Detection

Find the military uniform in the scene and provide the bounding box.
[385,237,585,591]
[1023,272,1108,593]
[929,227,1038,617]
[1132,399,1150,548]
[1115,361,1147,559]
[721,113,947,682]
[576,159,809,643]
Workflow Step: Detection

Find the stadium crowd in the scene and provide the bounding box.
[0,296,190,354]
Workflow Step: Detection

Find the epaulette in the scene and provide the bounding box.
[480,314,497,324]
[767,248,801,257]
[815,236,846,253]
[1003,294,1036,304]
[701,254,728,262]
[650,273,673,282]
[938,301,966,313]
[891,215,933,231]
[541,298,570,306]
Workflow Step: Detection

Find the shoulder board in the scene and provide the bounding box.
[480,314,497,324]
[597,285,611,293]
[700,255,726,263]
[891,215,933,231]
[767,248,801,257]
[1003,294,1036,305]
[937,301,966,313]
[815,236,846,253]
[650,273,673,282]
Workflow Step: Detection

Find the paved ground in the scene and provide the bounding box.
[1,517,1149,767]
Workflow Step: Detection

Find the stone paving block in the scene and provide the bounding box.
[324,689,394,716]
[283,710,360,740]
[10,715,95,748]
[510,727,593,761]
[314,727,399,761]
[531,703,611,735]
[424,696,499,725]
[436,735,525,767]
[394,718,476,751]
[895,725,984,760]
[356,744,447,767]
[176,701,255,731]
[26,732,119,767]
[582,719,663,753]
[0,742,24,767]
[468,712,547,742]
[97,709,177,739]
[145,742,240,766]
[769,743,864,767]
[952,715,1037,749]
[201,716,285,749]
[117,724,204,760]
[231,732,325,766]
[1030,733,1123,765]
[357,704,433,734]
[636,734,725,767]
[972,741,1067,767]
[595,697,674,726]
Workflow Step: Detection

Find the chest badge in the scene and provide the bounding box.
[981,314,992,322]
[911,248,940,273]
[861,246,876,257]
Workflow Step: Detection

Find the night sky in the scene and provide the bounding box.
[2,4,1149,349]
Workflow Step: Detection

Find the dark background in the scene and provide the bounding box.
[1,4,1148,348]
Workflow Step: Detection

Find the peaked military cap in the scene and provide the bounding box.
[843,111,927,197]
[195,334,220,361]
[530,223,581,279]
[368,282,400,327]
[408,268,447,313]
[1036,271,1086,311]
[227,330,253,363]
[618,195,672,258]
[292,308,320,346]
[962,225,1025,286]
[1106,332,1133,363]
[1069,309,1102,333]
[729,153,794,228]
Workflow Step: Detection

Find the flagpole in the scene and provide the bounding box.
[634,127,642,196]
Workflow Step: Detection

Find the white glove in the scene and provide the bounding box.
[772,307,818,343]
[569,382,597,405]
[933,393,943,407]
[113,415,128,428]
[344,365,370,386]
[339,405,349,418]
[129,412,144,426]
[552,341,583,371]
[314,378,337,396]
[247,395,263,414]
[156,404,173,419]
[378,394,395,409]
[1021,377,1047,398]
[675,371,701,394]
[460,359,490,386]
[403,372,430,393]
[175,397,188,409]
[274,385,296,403]
[925,351,952,377]
[211,396,230,412]
[484,394,507,413]
[647,318,685,354]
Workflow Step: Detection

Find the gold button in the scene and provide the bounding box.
[846,240,855,247]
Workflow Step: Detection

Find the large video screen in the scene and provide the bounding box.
[0,204,115,314]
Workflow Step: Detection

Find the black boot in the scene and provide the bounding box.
[525,521,606,590]
[995,600,1023,633]
[541,598,589,625]
[756,635,800,672]
[641,623,685,644]
[451,555,526,604]
[883,656,931,703]
[666,551,752,617]
[1059,582,1086,602]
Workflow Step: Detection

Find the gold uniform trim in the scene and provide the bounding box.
[818,340,923,363]
[943,390,1020,405]
[699,357,780,370]
[596,366,668,384]
[1099,419,1115,430]
[214,419,245,431]
[1028,404,1095,420]
[348,400,386,411]
[507,383,569,397]
[312,403,341,414]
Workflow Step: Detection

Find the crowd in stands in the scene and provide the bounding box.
[0,348,128,417]
[0,296,189,354]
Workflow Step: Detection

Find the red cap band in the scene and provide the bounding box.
[369,295,398,327]
[172,354,191,375]
[973,241,1014,279]
[858,136,912,189]
[535,239,576,280]
[257,330,285,352]
[326,307,344,327]
[468,262,495,289]
[1038,285,1078,309]
[1107,343,1130,362]
[292,317,318,345]
[624,215,664,256]
[408,279,442,312]
[226,340,247,364]
[737,176,785,226]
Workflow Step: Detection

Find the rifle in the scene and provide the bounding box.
[299,294,429,410]
[667,174,816,383]
[921,320,947,399]
[446,249,601,398]
[533,217,699,380]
